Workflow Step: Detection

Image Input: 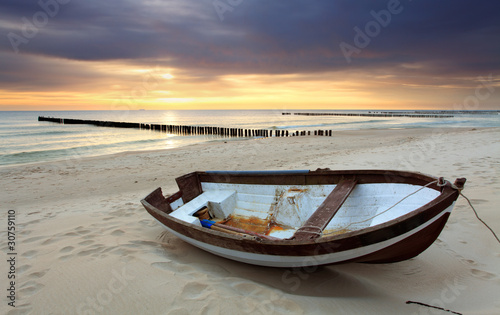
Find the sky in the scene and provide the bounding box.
[0,0,499,111]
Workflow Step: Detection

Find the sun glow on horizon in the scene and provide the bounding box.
[1,55,498,111]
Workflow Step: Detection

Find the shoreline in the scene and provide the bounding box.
[1,127,499,314]
[1,126,495,170]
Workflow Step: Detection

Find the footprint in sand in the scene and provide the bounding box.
[138,219,157,227]
[75,227,92,235]
[231,281,268,299]
[19,280,45,297]
[108,247,136,260]
[128,240,161,247]
[165,308,190,315]
[434,238,444,247]
[21,250,38,259]
[230,281,303,314]
[63,232,80,237]
[470,269,497,280]
[60,246,74,253]
[41,236,63,245]
[461,258,477,266]
[402,266,424,276]
[180,282,211,300]
[78,240,94,246]
[75,244,106,257]
[23,219,41,225]
[151,261,174,270]
[17,264,32,275]
[111,229,125,236]
[28,269,49,280]
[76,248,97,257]
[152,261,198,279]
[7,304,33,315]
[191,263,230,277]
[200,302,221,315]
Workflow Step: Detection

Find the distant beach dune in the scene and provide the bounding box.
[1,127,499,314]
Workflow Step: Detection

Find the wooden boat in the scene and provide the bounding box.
[141,169,465,267]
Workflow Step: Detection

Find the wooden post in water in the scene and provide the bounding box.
[38,116,335,139]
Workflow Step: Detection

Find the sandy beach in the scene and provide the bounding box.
[1,127,500,315]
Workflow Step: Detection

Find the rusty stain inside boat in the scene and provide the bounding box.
[288,188,307,193]
[218,215,292,236]
[267,222,286,235]
[220,215,270,234]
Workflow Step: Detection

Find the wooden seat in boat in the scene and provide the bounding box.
[292,179,358,241]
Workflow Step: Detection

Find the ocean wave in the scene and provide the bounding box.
[5,130,77,137]
[0,137,169,166]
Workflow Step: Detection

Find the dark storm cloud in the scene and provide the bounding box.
[1,0,499,78]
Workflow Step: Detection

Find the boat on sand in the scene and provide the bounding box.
[141,169,465,267]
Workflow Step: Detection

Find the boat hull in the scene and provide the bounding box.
[153,206,452,267]
[141,170,462,267]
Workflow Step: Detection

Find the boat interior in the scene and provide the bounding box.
[167,181,441,240]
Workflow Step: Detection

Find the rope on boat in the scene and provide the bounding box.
[323,180,438,235]
[437,179,499,244]
[321,178,500,245]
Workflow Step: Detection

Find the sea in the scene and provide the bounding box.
[1,110,499,167]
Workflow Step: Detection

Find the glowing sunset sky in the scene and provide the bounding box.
[1,0,499,111]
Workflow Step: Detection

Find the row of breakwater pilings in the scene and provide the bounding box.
[38,116,335,138]
[283,112,455,118]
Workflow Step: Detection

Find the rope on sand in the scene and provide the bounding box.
[406,301,463,315]
[460,192,500,244]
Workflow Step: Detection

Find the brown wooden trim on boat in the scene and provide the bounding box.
[352,212,451,264]
[143,187,172,214]
[197,170,439,190]
[293,178,358,241]
[176,173,202,203]
[165,191,183,204]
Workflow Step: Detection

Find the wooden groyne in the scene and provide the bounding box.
[38,116,333,137]
[283,112,455,118]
